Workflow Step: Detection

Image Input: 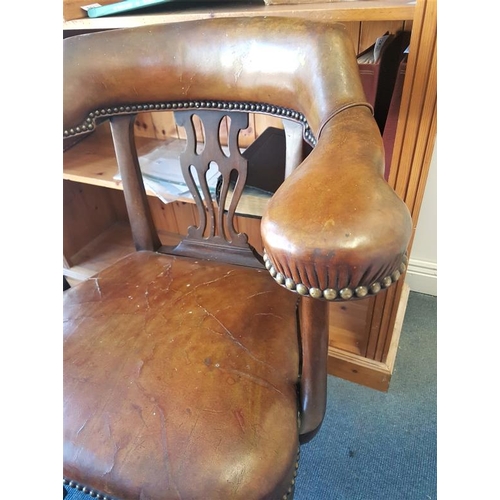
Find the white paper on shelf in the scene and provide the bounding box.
[113,140,229,204]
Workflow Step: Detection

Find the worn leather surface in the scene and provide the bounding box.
[261,106,412,294]
[63,16,411,300]
[63,18,412,497]
[63,17,367,139]
[64,251,300,500]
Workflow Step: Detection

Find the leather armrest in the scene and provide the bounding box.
[261,106,412,301]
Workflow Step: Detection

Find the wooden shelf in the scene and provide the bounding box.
[63,220,184,281]
[64,124,122,190]
[63,222,134,281]
[64,121,179,197]
[63,0,414,30]
[64,121,206,209]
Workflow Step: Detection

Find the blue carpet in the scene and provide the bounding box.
[295,291,437,499]
[65,291,437,500]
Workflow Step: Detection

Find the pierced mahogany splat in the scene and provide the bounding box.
[163,109,264,267]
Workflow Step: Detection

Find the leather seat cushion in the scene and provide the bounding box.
[63,251,300,500]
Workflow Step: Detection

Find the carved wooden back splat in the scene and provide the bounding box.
[165,110,262,267]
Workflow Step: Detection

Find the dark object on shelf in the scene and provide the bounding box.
[358,30,411,134]
[241,126,287,193]
[85,0,265,18]
[215,126,314,217]
[215,126,286,216]
[63,276,71,291]
[382,51,408,180]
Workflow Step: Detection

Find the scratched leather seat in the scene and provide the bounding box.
[63,17,412,500]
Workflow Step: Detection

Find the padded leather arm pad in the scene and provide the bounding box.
[261,106,412,301]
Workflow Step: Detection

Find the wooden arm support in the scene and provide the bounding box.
[260,105,412,440]
[297,297,329,442]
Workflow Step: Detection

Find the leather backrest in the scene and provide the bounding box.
[63,17,370,141]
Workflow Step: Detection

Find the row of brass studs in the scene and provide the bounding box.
[263,250,407,301]
[64,479,115,499]
[63,100,317,146]
[282,448,300,499]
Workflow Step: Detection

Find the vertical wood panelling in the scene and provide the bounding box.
[238,114,257,148]
[341,21,361,53]
[63,181,121,260]
[365,294,385,359]
[401,41,437,219]
[254,113,284,136]
[149,197,183,235]
[360,296,376,357]
[389,0,436,200]
[234,215,263,253]
[403,20,413,32]
[175,112,206,143]
[368,0,437,364]
[381,279,406,361]
[374,285,398,360]
[358,20,405,53]
[108,187,129,222]
[151,111,179,140]
[134,112,156,138]
[328,300,372,355]
[135,111,178,140]
[172,201,200,235]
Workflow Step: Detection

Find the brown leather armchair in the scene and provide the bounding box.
[63,17,412,500]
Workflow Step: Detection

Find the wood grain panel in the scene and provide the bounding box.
[150,111,179,140]
[373,285,398,361]
[341,21,361,54]
[238,114,257,148]
[381,279,406,362]
[234,215,263,254]
[64,222,134,281]
[328,301,371,356]
[63,181,121,261]
[327,283,409,391]
[149,197,185,235]
[358,20,405,53]
[400,41,437,219]
[254,113,284,136]
[171,200,200,235]
[365,0,436,364]
[63,0,415,28]
[389,0,437,202]
[134,112,156,138]
[403,19,413,32]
